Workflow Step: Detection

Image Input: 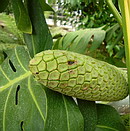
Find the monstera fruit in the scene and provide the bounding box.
[29,50,128,101]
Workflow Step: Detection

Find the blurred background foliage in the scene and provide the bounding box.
[47,0,125,67]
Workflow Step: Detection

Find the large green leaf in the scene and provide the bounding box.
[11,0,32,33]
[44,91,84,131]
[0,46,84,131]
[53,29,106,54]
[23,0,53,58]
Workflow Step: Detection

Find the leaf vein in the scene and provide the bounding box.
[96,125,119,131]
[0,66,10,81]
[3,87,13,131]
[62,95,70,131]
[28,76,45,121]
[0,71,31,92]
[15,48,28,72]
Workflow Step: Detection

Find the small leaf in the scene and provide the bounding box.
[96,104,127,131]
[105,23,120,42]
[11,0,32,34]
[115,47,125,58]
[0,0,9,13]
[52,37,61,49]
[39,0,54,12]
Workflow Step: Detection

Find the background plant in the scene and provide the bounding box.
[48,0,126,68]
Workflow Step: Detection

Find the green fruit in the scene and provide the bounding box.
[29,50,128,101]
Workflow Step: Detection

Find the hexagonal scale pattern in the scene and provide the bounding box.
[29,56,42,66]
[57,56,67,63]
[48,70,60,80]
[58,63,68,72]
[47,60,57,72]
[38,71,48,80]
[37,61,46,72]
[29,50,128,101]
[60,72,69,80]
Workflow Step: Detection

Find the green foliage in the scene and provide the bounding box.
[49,26,68,38]
[0,0,84,130]
[53,28,106,54]
[11,0,32,33]
[96,104,127,131]
[39,0,54,12]
[105,23,125,58]
[78,101,127,131]
[0,46,84,131]
[48,0,125,67]
[55,1,118,29]
[77,100,97,131]
[23,0,53,58]
[53,27,126,67]
[0,0,128,130]
[48,0,118,7]
[0,51,4,64]
[0,0,9,13]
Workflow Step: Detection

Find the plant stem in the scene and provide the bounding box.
[119,0,130,91]
[106,0,122,27]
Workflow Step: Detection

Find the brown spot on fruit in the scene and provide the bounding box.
[68,61,75,65]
